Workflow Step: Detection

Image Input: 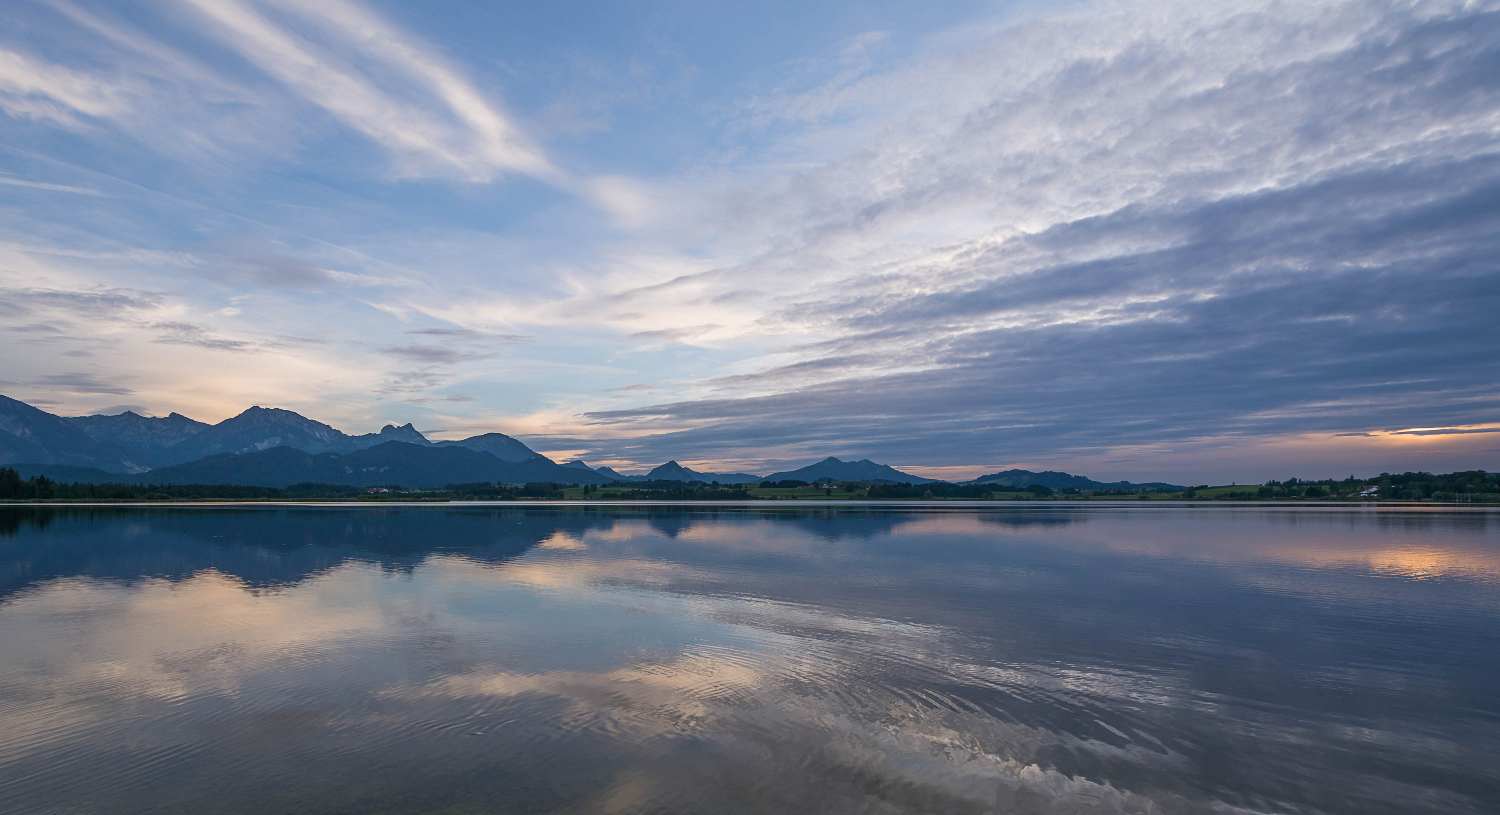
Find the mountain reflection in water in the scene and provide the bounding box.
[0,505,1496,814]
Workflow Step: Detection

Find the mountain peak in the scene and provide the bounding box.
[765,457,933,484]
[435,431,538,463]
[0,392,139,473]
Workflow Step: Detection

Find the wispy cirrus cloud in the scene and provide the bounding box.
[179,0,552,182]
[151,321,255,351]
[379,344,496,365]
[0,286,164,319]
[405,327,530,344]
[34,372,133,395]
[0,176,103,195]
[0,45,131,126]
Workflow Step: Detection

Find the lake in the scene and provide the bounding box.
[0,504,1496,814]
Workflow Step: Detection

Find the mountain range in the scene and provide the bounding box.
[0,394,1179,490]
[40,443,616,489]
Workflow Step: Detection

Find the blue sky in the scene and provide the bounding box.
[1,0,1497,482]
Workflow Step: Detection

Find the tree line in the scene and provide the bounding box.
[5,467,1494,503]
[0,470,366,501]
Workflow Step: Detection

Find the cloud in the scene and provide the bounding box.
[1392,427,1500,437]
[558,0,1500,470]
[0,45,131,126]
[627,324,721,342]
[6,321,71,333]
[379,344,496,365]
[179,0,552,181]
[0,176,103,195]
[0,287,163,319]
[375,367,448,395]
[588,175,663,229]
[405,327,530,343]
[205,252,335,290]
[151,321,256,351]
[34,372,133,395]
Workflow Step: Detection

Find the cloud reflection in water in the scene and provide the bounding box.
[0,505,1496,814]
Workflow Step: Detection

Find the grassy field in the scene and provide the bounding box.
[1188,485,1261,497]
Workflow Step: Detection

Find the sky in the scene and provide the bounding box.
[0,0,1497,483]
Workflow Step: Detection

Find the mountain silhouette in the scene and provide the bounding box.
[764,457,934,484]
[0,395,140,473]
[645,460,762,483]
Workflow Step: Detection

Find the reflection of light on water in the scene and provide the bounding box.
[2,506,1498,814]
[1366,547,1500,581]
[537,531,587,550]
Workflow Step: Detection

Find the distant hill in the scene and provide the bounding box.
[764,457,935,484]
[22,441,614,489]
[435,432,537,462]
[0,395,140,473]
[67,410,209,467]
[645,461,763,484]
[965,469,1183,491]
[8,463,128,483]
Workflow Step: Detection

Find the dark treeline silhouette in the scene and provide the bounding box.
[0,468,371,500]
[605,483,753,500]
[866,482,1026,499]
[1178,470,1498,501]
[6,466,1496,503]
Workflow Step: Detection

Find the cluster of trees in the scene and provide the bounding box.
[605,485,753,500]
[438,482,569,499]
[1352,471,1497,501]
[1180,471,1497,501]
[608,479,746,491]
[416,481,755,500]
[0,470,371,501]
[866,482,1028,499]
[0,470,756,503]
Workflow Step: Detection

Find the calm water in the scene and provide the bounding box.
[1,505,1497,815]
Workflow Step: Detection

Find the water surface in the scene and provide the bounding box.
[1,504,1497,814]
